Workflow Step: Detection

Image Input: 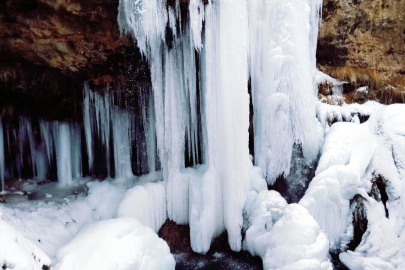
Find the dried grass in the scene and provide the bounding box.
[328,66,383,87]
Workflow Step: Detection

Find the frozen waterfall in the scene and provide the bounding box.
[118,0,323,254]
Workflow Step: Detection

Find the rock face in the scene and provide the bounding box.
[0,0,149,120]
[0,0,404,119]
[317,0,405,103]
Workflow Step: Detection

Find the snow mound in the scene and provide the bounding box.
[117,182,167,232]
[0,216,51,270]
[245,203,332,270]
[55,218,175,270]
[263,204,331,270]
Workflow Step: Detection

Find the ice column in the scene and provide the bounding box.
[112,108,133,178]
[248,0,322,185]
[56,123,73,186]
[217,0,251,251]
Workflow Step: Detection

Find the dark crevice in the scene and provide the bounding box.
[347,194,368,251]
[370,175,389,218]
[270,143,318,203]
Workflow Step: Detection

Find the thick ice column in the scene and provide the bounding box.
[248,0,322,185]
[218,0,251,251]
[0,117,5,192]
[56,123,72,186]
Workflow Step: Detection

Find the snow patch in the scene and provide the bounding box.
[55,218,175,270]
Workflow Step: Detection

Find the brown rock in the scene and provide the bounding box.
[317,0,405,102]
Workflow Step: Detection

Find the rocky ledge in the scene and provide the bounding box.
[0,0,404,119]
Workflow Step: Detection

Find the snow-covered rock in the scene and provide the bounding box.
[55,218,175,270]
[0,216,51,270]
[301,104,405,269]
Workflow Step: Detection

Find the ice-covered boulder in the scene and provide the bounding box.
[0,216,51,270]
[55,218,175,270]
[244,190,288,257]
[244,194,332,270]
[243,168,332,270]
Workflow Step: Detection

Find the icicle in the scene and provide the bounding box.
[35,145,47,181]
[83,83,94,172]
[40,120,55,173]
[56,123,73,186]
[18,117,36,178]
[141,87,157,174]
[0,117,5,193]
[112,108,133,178]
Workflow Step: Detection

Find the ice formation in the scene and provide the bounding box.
[55,218,175,270]
[301,104,405,268]
[83,83,158,178]
[0,215,51,270]
[0,118,82,187]
[116,0,324,254]
[249,0,323,185]
[6,0,405,269]
[118,0,252,252]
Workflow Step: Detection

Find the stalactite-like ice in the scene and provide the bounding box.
[56,123,73,186]
[83,85,136,178]
[119,0,251,253]
[248,0,323,185]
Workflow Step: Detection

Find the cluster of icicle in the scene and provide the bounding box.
[83,83,159,178]
[0,117,81,188]
[118,0,323,253]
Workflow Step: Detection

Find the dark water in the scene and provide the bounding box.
[331,253,349,270]
[174,251,349,270]
[174,251,263,270]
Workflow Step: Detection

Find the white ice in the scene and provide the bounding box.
[249,0,323,185]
